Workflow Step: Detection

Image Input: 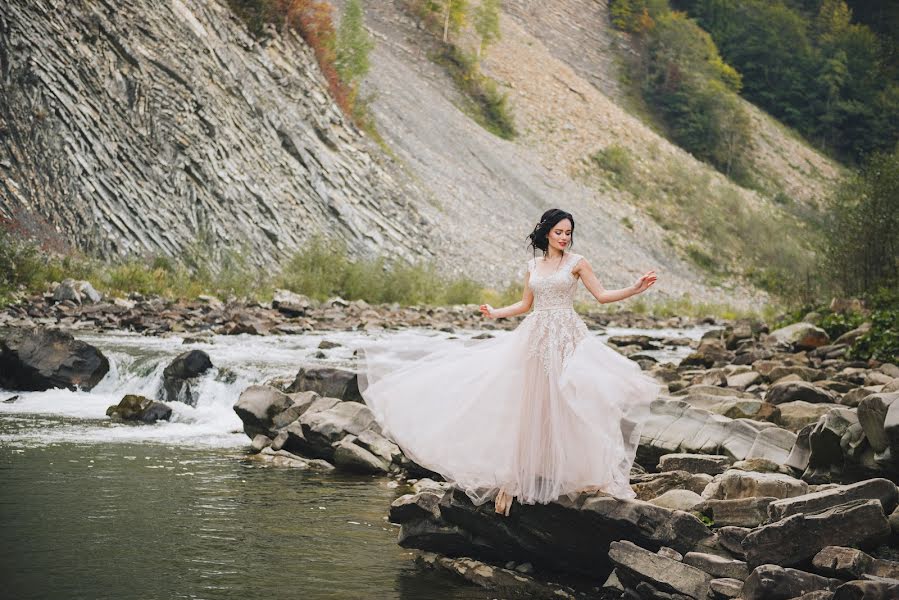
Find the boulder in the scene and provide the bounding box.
[389,491,442,523]
[658,453,733,476]
[286,366,362,402]
[417,487,712,581]
[648,489,704,511]
[52,279,102,304]
[776,401,843,431]
[632,470,713,499]
[332,436,389,473]
[232,385,294,438]
[766,381,839,405]
[709,577,743,599]
[161,349,212,405]
[767,478,899,522]
[105,394,171,423]
[805,408,862,480]
[697,497,777,528]
[271,289,311,316]
[299,401,378,458]
[0,327,109,391]
[609,540,712,599]
[812,546,875,579]
[832,577,899,600]
[716,527,750,558]
[682,552,749,580]
[769,323,830,350]
[741,565,841,600]
[701,470,808,500]
[742,499,891,568]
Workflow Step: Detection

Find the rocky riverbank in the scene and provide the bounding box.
[0,283,705,335]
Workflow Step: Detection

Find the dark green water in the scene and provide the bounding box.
[0,421,493,600]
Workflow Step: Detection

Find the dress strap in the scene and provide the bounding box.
[565,252,583,272]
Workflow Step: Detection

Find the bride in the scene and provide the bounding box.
[359,209,660,516]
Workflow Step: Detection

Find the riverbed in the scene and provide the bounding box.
[0,326,707,599]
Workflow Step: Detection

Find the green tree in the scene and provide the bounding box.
[823,147,899,296]
[474,0,501,57]
[442,0,469,42]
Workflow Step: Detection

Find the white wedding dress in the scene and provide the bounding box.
[358,252,661,505]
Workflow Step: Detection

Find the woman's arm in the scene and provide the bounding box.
[573,258,656,304]
[479,272,534,319]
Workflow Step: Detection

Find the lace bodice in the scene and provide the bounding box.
[523,252,589,373]
[528,252,583,311]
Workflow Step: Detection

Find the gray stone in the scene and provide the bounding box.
[741,565,841,600]
[648,489,704,511]
[609,540,712,599]
[767,478,899,522]
[332,436,389,473]
[632,470,713,500]
[709,577,742,599]
[742,499,891,568]
[858,393,898,453]
[701,470,808,500]
[389,492,442,523]
[812,546,875,579]
[233,385,293,439]
[271,289,311,316]
[716,526,750,558]
[776,401,842,431]
[105,394,172,423]
[697,497,776,528]
[0,327,109,391]
[769,323,830,350]
[832,577,899,600]
[250,434,272,453]
[658,453,733,476]
[766,381,839,405]
[287,366,362,402]
[727,371,761,390]
[161,349,213,405]
[682,552,749,580]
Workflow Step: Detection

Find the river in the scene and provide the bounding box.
[0,325,708,599]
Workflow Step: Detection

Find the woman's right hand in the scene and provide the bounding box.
[479,304,495,318]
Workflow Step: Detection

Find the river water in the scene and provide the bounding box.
[0,325,707,599]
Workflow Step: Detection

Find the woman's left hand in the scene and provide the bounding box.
[633,270,657,294]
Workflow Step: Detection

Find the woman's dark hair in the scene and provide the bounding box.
[527,208,575,258]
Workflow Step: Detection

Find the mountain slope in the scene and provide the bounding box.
[0,0,429,267]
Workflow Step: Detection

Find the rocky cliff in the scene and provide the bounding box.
[0,0,428,267]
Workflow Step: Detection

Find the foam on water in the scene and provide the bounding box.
[0,325,706,448]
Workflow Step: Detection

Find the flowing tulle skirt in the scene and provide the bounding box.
[357,311,661,505]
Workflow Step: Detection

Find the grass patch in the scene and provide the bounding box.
[432,44,516,140]
[592,144,634,187]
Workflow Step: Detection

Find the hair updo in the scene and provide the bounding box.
[527,208,575,257]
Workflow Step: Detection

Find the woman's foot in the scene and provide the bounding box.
[577,485,604,495]
[494,488,513,517]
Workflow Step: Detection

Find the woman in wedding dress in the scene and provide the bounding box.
[358,209,660,516]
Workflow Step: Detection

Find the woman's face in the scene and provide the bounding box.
[547,218,573,254]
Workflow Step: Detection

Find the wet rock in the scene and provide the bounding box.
[0,327,109,391]
[233,385,294,439]
[742,499,890,568]
[250,434,272,453]
[105,394,171,423]
[767,478,899,522]
[317,339,341,350]
[389,492,442,523]
[250,446,334,469]
[658,454,733,476]
[420,487,712,581]
[286,366,362,402]
[609,540,712,599]
[701,470,808,500]
[769,323,830,350]
[161,349,213,405]
[333,436,389,473]
[766,381,839,405]
[741,565,841,600]
[414,552,578,599]
[397,517,480,558]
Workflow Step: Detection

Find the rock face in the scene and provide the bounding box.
[0,0,427,270]
[161,349,212,405]
[106,394,171,423]
[0,327,109,391]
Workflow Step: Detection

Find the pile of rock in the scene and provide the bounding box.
[232,367,411,475]
[1,286,709,336]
